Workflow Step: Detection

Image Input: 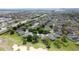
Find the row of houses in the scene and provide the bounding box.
[16,26,62,41]
[0,17,30,34]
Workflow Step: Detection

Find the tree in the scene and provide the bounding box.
[38,28,49,34]
[27,35,33,42]
[22,27,26,31]
[32,34,38,43]
[61,34,68,42]
[17,23,21,28]
[43,30,49,34]
[32,31,37,34]
[61,24,68,42]
[49,25,53,29]
[42,38,51,49]
[22,37,27,45]
[9,30,14,35]
[7,26,14,35]
[12,27,17,30]
[41,24,45,28]
[53,40,61,49]
[38,28,44,34]
[23,38,27,45]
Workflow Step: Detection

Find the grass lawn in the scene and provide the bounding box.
[26,38,46,49]
[0,47,5,51]
[33,40,46,49]
[27,37,79,51]
[0,32,23,46]
[49,38,79,51]
[62,40,79,51]
[0,31,79,51]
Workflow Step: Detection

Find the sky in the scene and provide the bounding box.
[0,0,79,8]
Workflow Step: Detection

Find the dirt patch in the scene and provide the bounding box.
[12,44,47,51]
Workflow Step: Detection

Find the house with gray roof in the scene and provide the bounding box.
[46,34,56,41]
[67,32,79,41]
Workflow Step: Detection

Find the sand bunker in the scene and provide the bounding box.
[12,44,47,51]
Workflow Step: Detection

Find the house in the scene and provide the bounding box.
[67,32,79,41]
[31,23,39,28]
[0,27,8,34]
[37,33,45,39]
[54,31,62,37]
[16,29,25,35]
[46,34,56,41]
[67,27,73,34]
[23,29,33,37]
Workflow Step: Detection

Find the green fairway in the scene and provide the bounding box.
[0,32,79,51]
[33,39,46,49]
[49,38,79,51]
[0,32,23,45]
[0,48,5,51]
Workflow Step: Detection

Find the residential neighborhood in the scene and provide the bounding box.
[0,9,79,51]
